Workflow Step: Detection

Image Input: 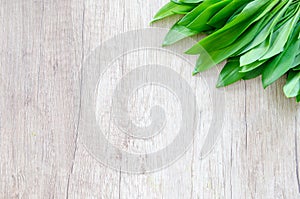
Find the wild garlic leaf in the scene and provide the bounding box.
[163,0,225,45]
[153,0,300,102]
[237,0,291,56]
[178,0,220,26]
[260,9,300,60]
[292,54,300,69]
[193,16,265,73]
[294,65,300,71]
[186,0,231,30]
[262,24,300,88]
[239,59,268,73]
[151,2,196,23]
[216,58,244,87]
[297,94,300,102]
[186,0,279,54]
[240,35,271,66]
[242,65,264,80]
[283,71,300,98]
[163,23,199,46]
[207,0,251,28]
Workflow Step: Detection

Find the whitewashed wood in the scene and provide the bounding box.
[0,0,299,198]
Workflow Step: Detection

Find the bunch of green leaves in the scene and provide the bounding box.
[152,0,300,102]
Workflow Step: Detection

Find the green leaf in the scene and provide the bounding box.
[151,2,196,23]
[153,0,300,102]
[239,59,267,73]
[296,94,300,102]
[186,0,231,30]
[193,16,265,73]
[242,65,264,80]
[163,23,199,46]
[163,0,223,45]
[260,9,300,60]
[236,0,291,56]
[178,0,220,26]
[294,65,300,71]
[292,54,300,69]
[240,34,271,66]
[216,58,244,87]
[262,23,300,88]
[283,71,300,98]
[186,0,279,54]
[207,0,251,28]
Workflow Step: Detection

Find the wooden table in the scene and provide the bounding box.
[1,0,300,198]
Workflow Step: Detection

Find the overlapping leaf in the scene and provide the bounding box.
[152,0,300,102]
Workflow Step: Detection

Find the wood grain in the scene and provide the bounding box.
[0,0,299,198]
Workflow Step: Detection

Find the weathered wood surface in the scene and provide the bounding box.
[0,0,300,198]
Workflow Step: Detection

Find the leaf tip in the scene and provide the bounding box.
[185,48,196,55]
[216,82,224,88]
[192,69,199,76]
[162,40,171,47]
[150,18,158,24]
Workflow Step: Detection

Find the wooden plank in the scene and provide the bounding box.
[0,0,299,198]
